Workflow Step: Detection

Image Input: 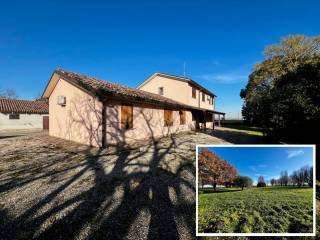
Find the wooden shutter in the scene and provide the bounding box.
[179,111,186,125]
[121,105,133,129]
[164,109,173,126]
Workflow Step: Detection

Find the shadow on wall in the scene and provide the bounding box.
[105,102,194,148]
[0,113,196,239]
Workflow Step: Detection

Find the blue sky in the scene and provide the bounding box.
[205,147,314,184]
[1,1,319,118]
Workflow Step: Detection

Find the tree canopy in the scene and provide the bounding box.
[240,35,320,142]
[233,176,253,190]
[198,148,238,190]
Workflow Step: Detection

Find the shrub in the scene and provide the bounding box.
[257,182,266,187]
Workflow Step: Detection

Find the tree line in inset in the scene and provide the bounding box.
[269,166,313,187]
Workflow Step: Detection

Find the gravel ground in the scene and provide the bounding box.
[0,129,254,240]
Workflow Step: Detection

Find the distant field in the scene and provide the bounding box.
[223,124,265,136]
[198,187,313,233]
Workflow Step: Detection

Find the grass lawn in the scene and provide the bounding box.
[198,186,313,233]
[223,124,265,136]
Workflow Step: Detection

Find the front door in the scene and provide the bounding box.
[43,116,49,130]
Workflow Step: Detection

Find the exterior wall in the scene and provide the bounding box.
[187,83,214,111]
[49,78,103,147]
[0,113,48,130]
[139,75,189,104]
[106,100,196,145]
[139,76,215,111]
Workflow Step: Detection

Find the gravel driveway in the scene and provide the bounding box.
[0,129,256,240]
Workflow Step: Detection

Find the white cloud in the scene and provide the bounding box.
[258,164,267,168]
[249,165,256,171]
[254,173,268,177]
[287,150,304,159]
[199,73,248,84]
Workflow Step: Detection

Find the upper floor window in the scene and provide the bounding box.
[158,87,164,95]
[192,87,196,98]
[209,97,214,105]
[179,111,186,125]
[164,109,173,126]
[121,105,133,129]
[202,92,205,102]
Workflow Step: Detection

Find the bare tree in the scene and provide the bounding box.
[270,178,276,186]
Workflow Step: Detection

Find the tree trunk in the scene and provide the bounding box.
[213,182,217,191]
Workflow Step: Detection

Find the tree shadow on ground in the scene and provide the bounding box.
[0,109,196,240]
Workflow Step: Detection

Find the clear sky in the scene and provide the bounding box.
[1,1,319,118]
[205,146,314,184]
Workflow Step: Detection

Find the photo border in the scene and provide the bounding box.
[196,144,316,237]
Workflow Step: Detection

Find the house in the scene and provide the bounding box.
[0,98,49,130]
[42,69,225,147]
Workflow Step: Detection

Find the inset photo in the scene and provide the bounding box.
[196,145,316,237]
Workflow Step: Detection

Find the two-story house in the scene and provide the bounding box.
[138,73,224,130]
[42,69,225,147]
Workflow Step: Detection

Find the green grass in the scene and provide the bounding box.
[198,186,313,233]
[223,124,265,136]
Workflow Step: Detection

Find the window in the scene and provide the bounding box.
[192,87,196,98]
[210,97,214,105]
[121,105,133,129]
[158,87,164,95]
[202,92,205,102]
[207,95,210,101]
[9,113,20,119]
[164,109,173,126]
[179,111,186,125]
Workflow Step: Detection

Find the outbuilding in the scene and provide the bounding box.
[0,98,49,130]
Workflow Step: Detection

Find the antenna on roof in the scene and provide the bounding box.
[183,62,186,77]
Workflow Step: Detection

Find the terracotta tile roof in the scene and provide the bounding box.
[0,98,48,114]
[55,69,193,109]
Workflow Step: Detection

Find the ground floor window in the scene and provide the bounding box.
[9,113,20,119]
[121,105,133,129]
[179,110,186,125]
[164,109,173,126]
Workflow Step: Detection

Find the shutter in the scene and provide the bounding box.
[164,110,173,126]
[180,111,186,125]
[121,105,133,129]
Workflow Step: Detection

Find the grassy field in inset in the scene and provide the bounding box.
[198,186,313,233]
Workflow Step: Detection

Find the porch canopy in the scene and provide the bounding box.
[190,107,225,129]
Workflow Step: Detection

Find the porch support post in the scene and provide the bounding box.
[203,111,206,130]
[218,114,221,127]
[212,113,215,130]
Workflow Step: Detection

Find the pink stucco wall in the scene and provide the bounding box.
[49,78,103,147]
[49,78,197,147]
[105,100,196,145]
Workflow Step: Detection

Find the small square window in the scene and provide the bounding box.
[159,87,164,95]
